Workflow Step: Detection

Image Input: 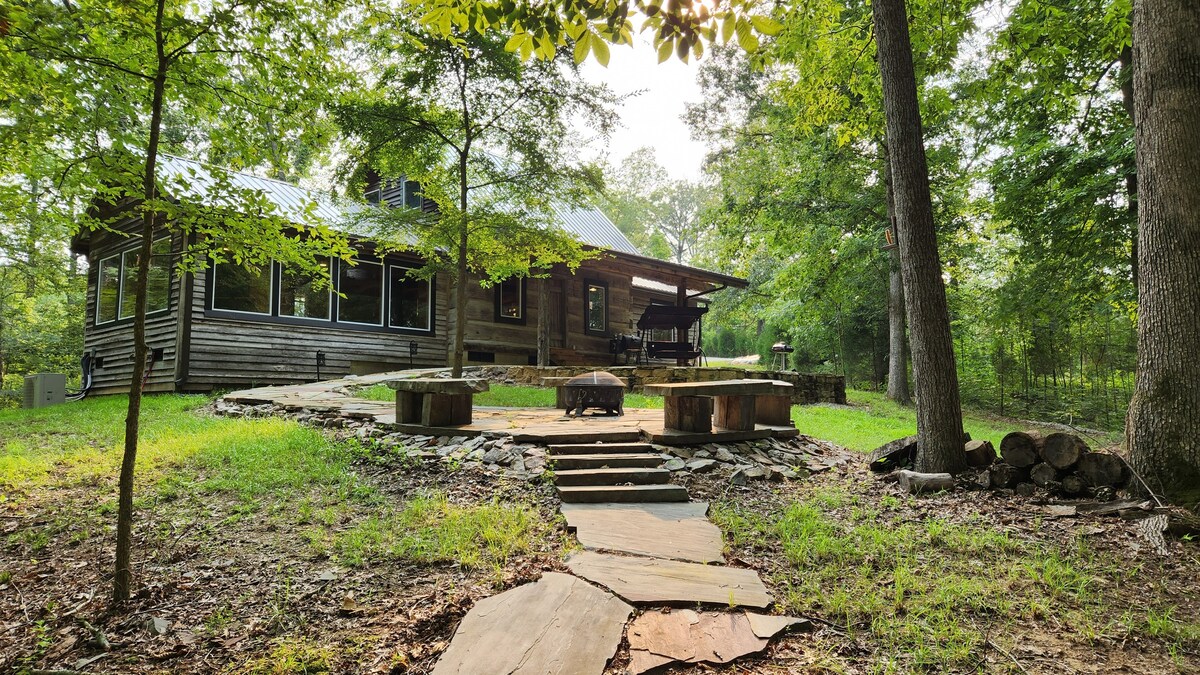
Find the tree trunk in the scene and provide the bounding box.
[537,275,550,367]
[1126,0,1200,510]
[450,151,469,378]
[887,249,909,404]
[115,0,168,604]
[873,0,965,473]
[1119,45,1139,291]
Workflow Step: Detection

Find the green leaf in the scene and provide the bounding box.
[749,15,783,37]
[592,36,610,67]
[657,39,673,63]
[735,19,759,53]
[574,33,591,64]
[504,32,526,52]
[721,14,736,43]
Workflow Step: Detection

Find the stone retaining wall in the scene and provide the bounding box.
[490,366,846,405]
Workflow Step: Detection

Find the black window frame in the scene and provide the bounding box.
[210,258,275,317]
[494,277,526,325]
[204,254,435,336]
[336,259,386,327]
[94,236,173,326]
[583,279,609,336]
[277,257,334,322]
[388,263,434,332]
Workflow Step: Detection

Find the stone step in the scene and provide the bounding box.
[554,467,671,486]
[549,442,657,456]
[515,430,643,444]
[558,484,689,503]
[551,453,665,470]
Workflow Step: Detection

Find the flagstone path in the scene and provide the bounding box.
[433,439,801,674]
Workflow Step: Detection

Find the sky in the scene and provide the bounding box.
[578,36,709,181]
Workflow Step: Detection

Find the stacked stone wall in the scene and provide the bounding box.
[492,366,846,405]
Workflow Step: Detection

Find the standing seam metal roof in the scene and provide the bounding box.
[158,154,641,255]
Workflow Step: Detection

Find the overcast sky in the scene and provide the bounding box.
[578,36,709,181]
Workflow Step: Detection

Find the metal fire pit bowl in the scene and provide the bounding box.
[564,371,626,417]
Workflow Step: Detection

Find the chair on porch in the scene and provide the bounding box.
[635,305,708,366]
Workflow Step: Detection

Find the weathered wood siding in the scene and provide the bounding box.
[183,258,450,391]
[450,258,636,366]
[82,219,182,395]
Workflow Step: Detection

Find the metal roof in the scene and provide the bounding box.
[158,155,355,226]
[158,154,639,254]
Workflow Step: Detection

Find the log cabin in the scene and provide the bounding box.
[71,155,747,395]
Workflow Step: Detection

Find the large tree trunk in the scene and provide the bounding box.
[883,153,910,404]
[1126,0,1200,510]
[115,0,168,604]
[872,0,965,473]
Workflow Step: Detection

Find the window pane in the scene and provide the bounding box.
[280,258,331,320]
[213,262,272,314]
[147,238,171,313]
[498,278,522,320]
[338,261,383,325]
[390,266,430,330]
[119,249,139,319]
[586,284,607,333]
[404,180,422,209]
[97,256,120,323]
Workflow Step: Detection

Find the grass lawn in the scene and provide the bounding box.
[711,478,1200,672]
[0,395,561,673]
[793,388,1124,453]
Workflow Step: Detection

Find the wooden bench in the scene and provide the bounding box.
[386,378,490,427]
[642,379,794,433]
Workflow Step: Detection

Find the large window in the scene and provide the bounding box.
[279,258,332,320]
[338,260,384,325]
[389,265,431,330]
[207,254,432,334]
[585,280,608,335]
[96,238,171,324]
[96,256,121,324]
[212,261,272,314]
[495,277,524,324]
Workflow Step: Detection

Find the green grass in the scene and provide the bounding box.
[792,389,1122,453]
[310,492,559,574]
[1,395,553,573]
[358,383,665,409]
[711,485,1143,671]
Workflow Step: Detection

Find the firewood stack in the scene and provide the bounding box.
[981,431,1128,497]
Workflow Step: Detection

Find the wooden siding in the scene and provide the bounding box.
[450,258,638,366]
[82,219,183,395]
[184,261,450,390]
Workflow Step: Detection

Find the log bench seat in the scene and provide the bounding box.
[641,379,795,433]
[385,378,490,427]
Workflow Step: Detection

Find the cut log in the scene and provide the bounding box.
[1015,482,1036,496]
[868,435,918,472]
[1060,474,1088,496]
[988,462,1028,489]
[999,431,1042,468]
[896,470,955,494]
[1077,453,1126,487]
[1041,433,1088,470]
[1030,462,1060,488]
[963,440,996,468]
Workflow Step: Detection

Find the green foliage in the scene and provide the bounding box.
[597,147,711,263]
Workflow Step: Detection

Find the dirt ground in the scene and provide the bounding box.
[2,433,1198,674]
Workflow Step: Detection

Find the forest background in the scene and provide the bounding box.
[0,0,1138,432]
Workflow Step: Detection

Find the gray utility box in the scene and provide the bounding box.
[23,373,66,409]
